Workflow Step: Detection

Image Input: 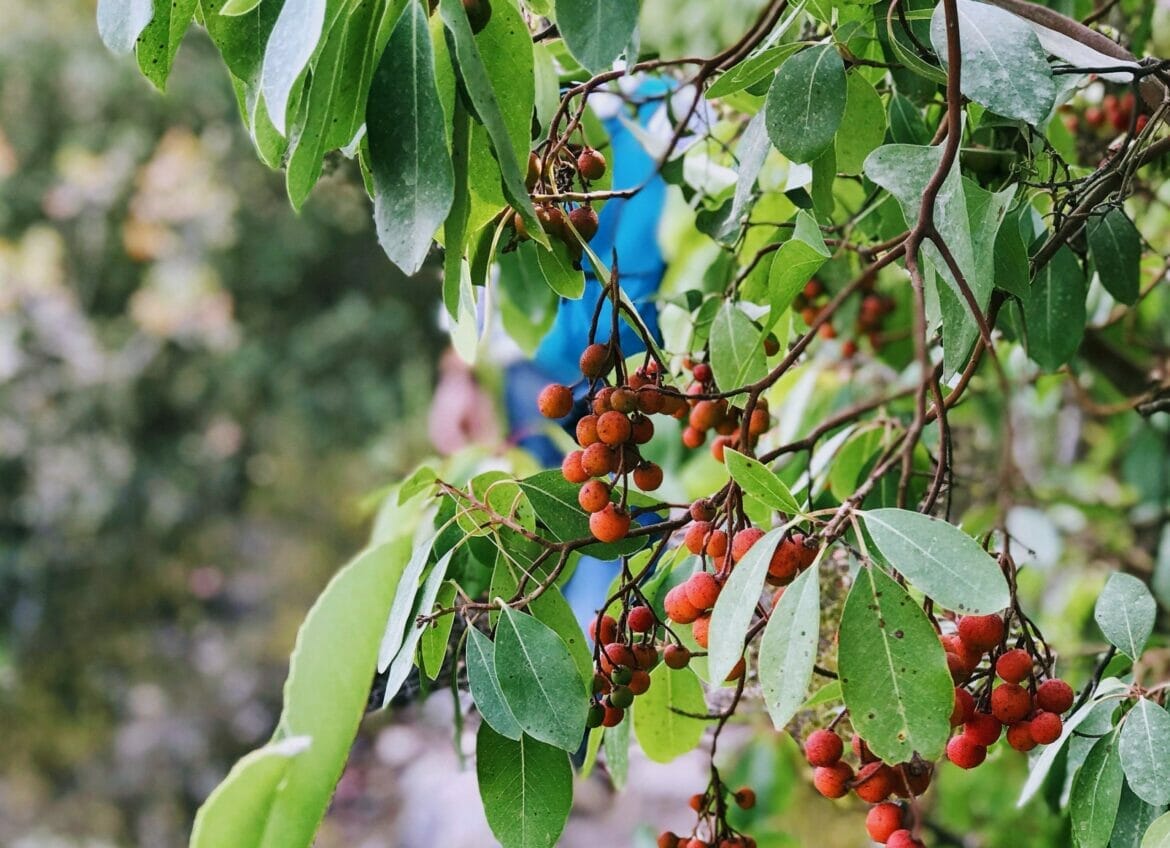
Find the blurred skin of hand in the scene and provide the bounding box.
[428,348,500,455]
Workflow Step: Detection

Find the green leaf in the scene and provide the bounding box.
[1095,572,1156,661]
[887,93,930,145]
[190,737,310,848]
[420,580,459,679]
[535,239,586,299]
[382,549,456,702]
[994,203,1031,297]
[764,210,831,315]
[717,109,771,241]
[632,664,709,763]
[377,530,437,671]
[530,585,593,689]
[97,0,155,53]
[708,528,787,683]
[1023,244,1086,372]
[861,509,1010,614]
[220,0,262,13]
[517,471,649,559]
[494,606,589,752]
[828,427,884,501]
[1144,812,1170,848]
[368,0,455,274]
[477,725,573,848]
[758,564,821,730]
[725,450,801,514]
[709,302,768,394]
[801,679,841,710]
[706,42,805,100]
[261,0,328,136]
[197,540,413,848]
[1111,784,1166,848]
[1072,732,1125,848]
[466,627,524,739]
[1089,206,1142,305]
[838,566,954,763]
[604,717,631,788]
[835,72,886,175]
[1120,699,1170,806]
[929,0,1056,126]
[439,0,545,244]
[553,0,639,73]
[765,44,847,164]
[135,0,198,89]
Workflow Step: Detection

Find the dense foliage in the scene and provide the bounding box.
[94,0,1170,846]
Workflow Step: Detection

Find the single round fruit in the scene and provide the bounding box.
[663,644,691,669]
[689,400,723,431]
[579,343,611,378]
[637,388,665,415]
[631,643,658,670]
[813,762,854,798]
[693,362,713,383]
[805,729,844,767]
[581,442,616,477]
[590,503,631,542]
[537,204,565,238]
[1006,721,1037,752]
[596,410,632,445]
[658,833,679,848]
[599,642,636,674]
[690,499,716,522]
[685,571,721,610]
[1030,710,1063,744]
[586,702,605,728]
[688,793,704,812]
[866,802,904,844]
[568,205,599,241]
[1036,678,1075,714]
[587,614,618,645]
[610,387,637,413]
[610,666,633,686]
[630,414,654,444]
[664,586,701,625]
[538,383,573,418]
[682,426,706,449]
[627,669,651,696]
[633,462,664,491]
[886,830,925,848]
[995,648,1033,684]
[578,479,611,513]
[601,703,624,727]
[951,687,976,726]
[608,685,634,709]
[705,529,729,559]
[734,787,756,810]
[991,683,1032,725]
[577,147,607,180]
[957,613,1005,652]
[964,711,1002,746]
[946,734,987,769]
[576,414,600,446]
[854,762,896,804]
[627,605,654,633]
[592,386,615,414]
[525,151,540,190]
[561,450,589,484]
[731,527,764,562]
[691,613,711,648]
[685,521,712,555]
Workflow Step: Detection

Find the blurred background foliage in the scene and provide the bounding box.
[0,1,1168,847]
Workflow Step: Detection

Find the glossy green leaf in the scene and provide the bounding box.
[477,725,573,848]
[1023,244,1086,371]
[838,566,954,763]
[828,427,884,501]
[377,530,437,671]
[708,527,786,683]
[466,627,524,739]
[136,0,198,88]
[836,72,886,175]
[706,42,805,100]
[190,737,310,848]
[368,1,455,274]
[994,203,1031,297]
[801,679,841,710]
[530,585,593,688]
[1095,572,1156,661]
[554,0,639,73]
[220,0,262,13]
[765,210,830,315]
[725,450,801,514]
[261,0,327,136]
[709,302,768,394]
[1072,732,1125,848]
[382,549,456,702]
[494,606,589,752]
[419,580,459,679]
[535,240,586,299]
[929,0,1056,126]
[717,109,770,241]
[604,716,631,788]
[632,664,709,763]
[758,564,820,730]
[765,45,847,164]
[1120,699,1170,806]
[1089,206,1142,305]
[97,0,155,53]
[861,508,1010,614]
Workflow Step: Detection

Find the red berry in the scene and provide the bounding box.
[866,802,905,844]
[1006,721,1037,752]
[561,450,589,484]
[682,426,706,449]
[664,586,701,624]
[598,642,636,674]
[602,703,624,727]
[957,614,1004,652]
[852,734,878,764]
[568,205,599,241]
[578,479,611,513]
[1036,678,1074,714]
[633,462,664,491]
[685,521,712,555]
[951,687,976,726]
[886,830,925,848]
[734,787,756,809]
[691,613,711,648]
[579,343,611,378]
[631,643,658,670]
[538,383,573,418]
[705,529,729,559]
[627,669,651,695]
[1030,710,1063,745]
[731,527,764,562]
[577,147,606,180]
[658,833,680,848]
[813,761,854,798]
[946,734,987,769]
[685,571,721,610]
[588,614,618,645]
[627,605,654,633]
[692,362,713,383]
[964,711,1002,746]
[589,503,631,542]
[663,644,691,669]
[629,414,654,444]
[991,683,1032,725]
[805,729,844,767]
[854,762,896,804]
[995,648,1033,684]
[690,499,717,522]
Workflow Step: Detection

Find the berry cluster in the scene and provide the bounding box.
[676,360,772,460]
[656,781,759,848]
[513,148,607,263]
[1062,90,1148,137]
[584,609,666,729]
[793,279,895,359]
[942,614,1074,768]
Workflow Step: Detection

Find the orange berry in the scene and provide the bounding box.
[578,479,611,513]
[627,669,651,695]
[946,734,987,769]
[990,683,1032,725]
[577,147,606,180]
[805,729,844,766]
[995,648,1032,684]
[579,343,611,378]
[689,400,722,431]
[663,644,691,669]
[588,614,618,645]
[568,205,599,241]
[658,833,680,848]
[637,387,665,415]
[725,656,746,681]
[690,499,716,522]
[561,450,589,484]
[592,386,615,414]
[705,529,729,559]
[629,414,654,444]
[589,503,631,542]
[596,410,632,445]
[602,703,624,727]
[684,521,712,555]
[731,527,765,562]
[685,571,721,610]
[538,384,573,418]
[581,442,616,477]
[866,802,904,844]
[682,426,706,449]
[733,787,756,809]
[691,613,711,648]
[610,387,638,413]
[576,414,600,446]
[854,762,896,804]
[1036,679,1074,714]
[813,761,854,798]
[633,462,664,491]
[957,614,1004,652]
[664,586,701,624]
[710,436,732,462]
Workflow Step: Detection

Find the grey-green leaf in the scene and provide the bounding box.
[554,0,640,73]
[1111,783,1166,848]
[136,0,198,89]
[467,627,524,739]
[494,606,589,751]
[929,0,1056,126]
[708,302,768,394]
[708,528,786,683]
[1095,572,1156,661]
[758,564,820,730]
[1023,245,1086,372]
[368,0,455,274]
[377,530,437,671]
[1072,732,1125,848]
[836,72,887,175]
[861,509,1010,614]
[725,450,802,515]
[260,0,327,136]
[1144,812,1170,848]
[632,664,709,763]
[838,566,954,763]
[97,0,155,53]
[765,44,847,164]
[1089,206,1142,305]
[1120,699,1170,806]
[477,725,573,848]
[765,210,831,314]
[382,549,456,703]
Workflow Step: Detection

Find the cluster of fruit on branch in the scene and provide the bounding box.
[511,147,606,264]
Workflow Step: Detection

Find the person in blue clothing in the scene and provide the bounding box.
[503,77,672,628]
